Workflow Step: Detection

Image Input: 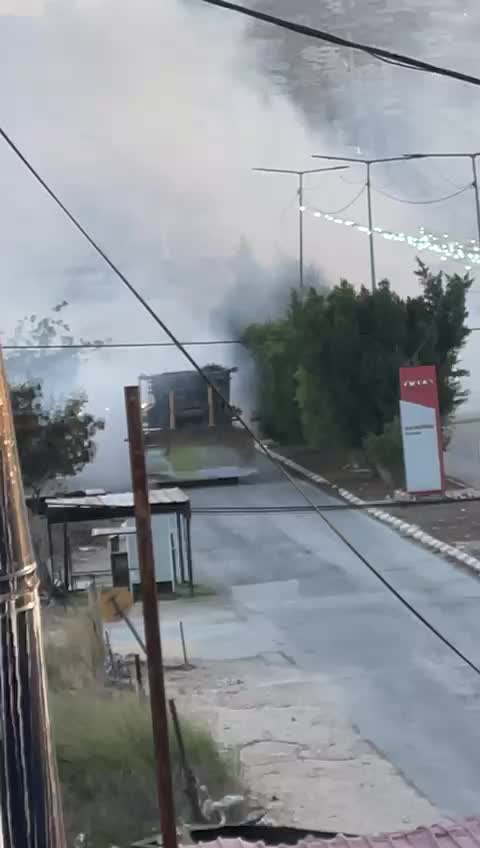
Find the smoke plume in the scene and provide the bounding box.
[1,0,479,490]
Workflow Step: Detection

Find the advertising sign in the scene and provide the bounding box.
[399,365,445,494]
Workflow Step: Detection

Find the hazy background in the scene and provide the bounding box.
[1,0,479,487]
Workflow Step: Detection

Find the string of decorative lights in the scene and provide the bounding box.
[300,203,480,272]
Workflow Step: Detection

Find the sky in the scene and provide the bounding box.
[1,0,479,486]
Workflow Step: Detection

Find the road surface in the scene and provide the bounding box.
[188,466,480,818]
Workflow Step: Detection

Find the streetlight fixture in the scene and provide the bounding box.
[312,152,480,292]
[253,166,348,289]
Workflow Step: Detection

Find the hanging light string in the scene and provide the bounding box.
[300,203,480,272]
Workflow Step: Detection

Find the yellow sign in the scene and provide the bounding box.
[98,587,133,623]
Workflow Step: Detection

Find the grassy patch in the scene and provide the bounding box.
[46,611,243,847]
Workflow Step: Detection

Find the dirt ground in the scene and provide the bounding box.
[165,655,438,835]
[279,447,480,561]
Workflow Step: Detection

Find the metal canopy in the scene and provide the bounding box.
[44,487,190,524]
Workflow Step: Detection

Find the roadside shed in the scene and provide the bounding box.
[42,488,193,595]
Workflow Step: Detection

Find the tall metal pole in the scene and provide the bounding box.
[471,154,480,247]
[298,172,304,290]
[366,162,377,292]
[253,165,348,291]
[124,385,178,848]
[0,348,65,847]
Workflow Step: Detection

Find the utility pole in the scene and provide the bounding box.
[124,385,178,848]
[366,162,376,291]
[298,172,304,290]
[0,347,65,848]
[253,165,348,289]
[470,154,480,246]
[312,153,409,293]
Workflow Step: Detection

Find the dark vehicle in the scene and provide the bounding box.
[140,364,256,484]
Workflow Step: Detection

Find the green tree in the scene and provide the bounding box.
[4,301,109,389]
[243,261,472,457]
[242,314,303,444]
[11,382,104,497]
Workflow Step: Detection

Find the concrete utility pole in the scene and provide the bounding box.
[312,151,480,291]
[124,385,178,848]
[253,165,348,290]
[0,347,65,847]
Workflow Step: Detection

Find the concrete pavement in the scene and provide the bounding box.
[186,474,480,818]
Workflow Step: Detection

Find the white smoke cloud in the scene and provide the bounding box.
[1,0,479,489]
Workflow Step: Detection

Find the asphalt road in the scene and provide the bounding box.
[189,467,480,818]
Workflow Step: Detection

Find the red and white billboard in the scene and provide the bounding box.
[399,365,445,494]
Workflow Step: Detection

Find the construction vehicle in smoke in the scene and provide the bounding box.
[140,364,257,484]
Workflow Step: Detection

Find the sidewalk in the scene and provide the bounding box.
[106,594,280,663]
[107,593,439,834]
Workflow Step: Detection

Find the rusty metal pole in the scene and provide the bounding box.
[124,385,178,848]
[0,348,65,847]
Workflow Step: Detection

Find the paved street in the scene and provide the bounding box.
[188,468,480,818]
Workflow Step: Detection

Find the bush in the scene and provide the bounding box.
[45,611,243,847]
[53,690,240,847]
[363,417,404,488]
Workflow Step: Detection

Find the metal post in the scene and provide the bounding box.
[0,348,65,847]
[366,162,376,292]
[471,154,480,247]
[62,516,70,592]
[168,698,205,824]
[185,513,194,597]
[179,621,189,667]
[298,172,304,290]
[168,390,176,431]
[87,577,105,681]
[134,653,144,695]
[124,385,178,848]
[176,512,186,584]
[111,595,147,655]
[47,517,55,579]
[207,385,215,427]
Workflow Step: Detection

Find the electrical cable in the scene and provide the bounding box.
[425,160,467,192]
[4,325,480,351]
[192,492,480,512]
[197,0,480,89]
[371,183,472,206]
[2,125,480,680]
[312,184,366,216]
[2,340,242,351]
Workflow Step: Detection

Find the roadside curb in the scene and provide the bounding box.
[265,446,480,577]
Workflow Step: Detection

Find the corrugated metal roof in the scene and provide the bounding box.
[183,820,480,848]
[131,820,480,848]
[46,487,189,510]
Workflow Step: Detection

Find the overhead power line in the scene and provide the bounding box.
[2,126,480,680]
[371,183,472,206]
[312,184,366,216]
[2,340,241,351]
[197,0,480,88]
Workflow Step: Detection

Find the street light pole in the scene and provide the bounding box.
[470,154,480,246]
[311,153,407,292]
[253,165,348,290]
[366,162,376,292]
[298,172,304,289]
